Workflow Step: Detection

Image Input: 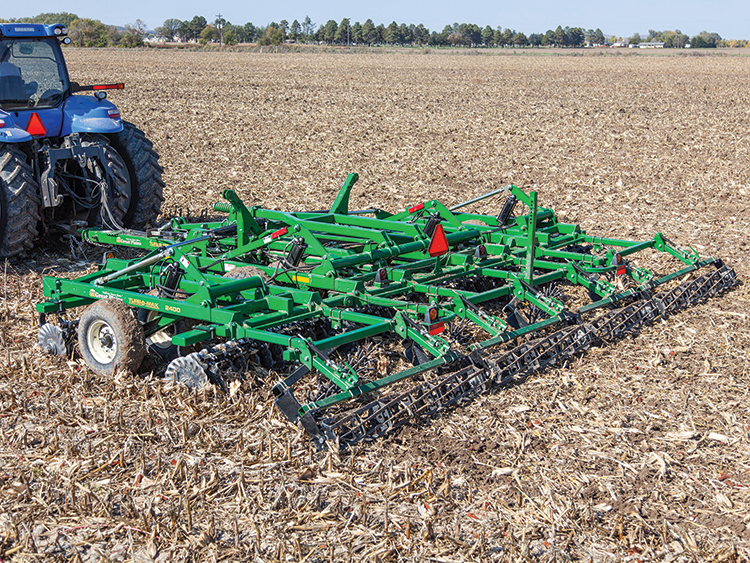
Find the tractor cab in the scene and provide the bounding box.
[0,23,164,260]
[0,25,70,111]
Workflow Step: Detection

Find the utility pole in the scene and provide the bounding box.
[215,13,225,47]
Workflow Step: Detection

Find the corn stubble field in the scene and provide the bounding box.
[1,49,749,562]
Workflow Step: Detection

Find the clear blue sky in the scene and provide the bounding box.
[3,0,748,39]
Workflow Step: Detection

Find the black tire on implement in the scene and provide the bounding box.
[106,121,165,228]
[0,144,41,259]
[78,299,146,375]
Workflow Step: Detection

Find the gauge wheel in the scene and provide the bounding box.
[78,299,146,375]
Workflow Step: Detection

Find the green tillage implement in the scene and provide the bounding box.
[37,174,737,449]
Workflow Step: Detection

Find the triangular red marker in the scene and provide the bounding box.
[25,113,47,136]
[428,224,449,257]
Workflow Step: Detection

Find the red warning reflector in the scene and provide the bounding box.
[428,321,445,336]
[408,203,424,214]
[428,223,449,257]
[616,265,627,276]
[271,227,288,239]
[93,83,125,90]
[25,113,47,136]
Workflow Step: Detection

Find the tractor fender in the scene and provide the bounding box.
[0,110,32,143]
[61,95,124,136]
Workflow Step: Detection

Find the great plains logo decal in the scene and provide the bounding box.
[116,237,142,246]
[88,289,118,300]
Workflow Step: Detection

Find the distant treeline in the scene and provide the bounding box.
[2,12,747,49]
[1,12,148,47]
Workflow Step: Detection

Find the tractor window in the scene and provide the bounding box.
[0,38,69,110]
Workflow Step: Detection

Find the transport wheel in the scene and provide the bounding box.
[78,299,146,375]
[106,121,165,228]
[0,144,41,258]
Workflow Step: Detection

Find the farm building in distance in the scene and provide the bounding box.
[636,42,665,48]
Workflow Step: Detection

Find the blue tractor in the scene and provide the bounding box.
[0,23,164,258]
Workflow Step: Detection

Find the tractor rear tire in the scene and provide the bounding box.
[80,135,130,228]
[106,121,165,228]
[0,144,41,259]
[78,299,146,375]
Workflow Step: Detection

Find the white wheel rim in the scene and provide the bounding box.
[87,320,117,364]
[145,311,173,349]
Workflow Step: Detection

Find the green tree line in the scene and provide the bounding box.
[2,13,745,49]
[1,12,149,47]
[626,29,725,48]
[156,17,742,49]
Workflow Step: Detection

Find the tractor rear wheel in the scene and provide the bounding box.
[78,299,146,375]
[0,144,41,259]
[106,121,164,228]
[80,135,131,227]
